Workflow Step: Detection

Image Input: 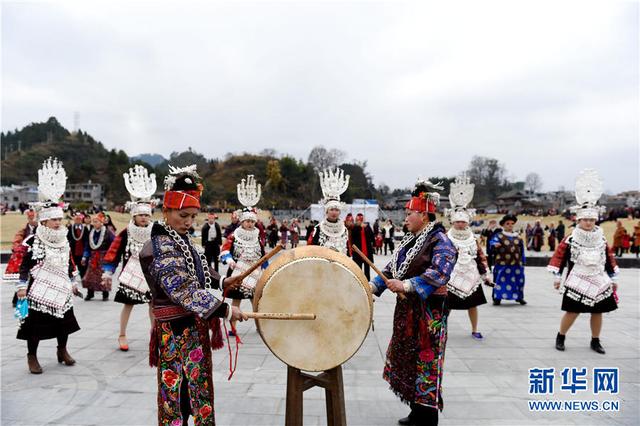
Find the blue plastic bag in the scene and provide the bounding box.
[14,298,29,324]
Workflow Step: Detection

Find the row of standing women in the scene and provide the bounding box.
[10,159,619,426]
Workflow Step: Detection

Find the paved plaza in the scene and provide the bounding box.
[1,258,638,425]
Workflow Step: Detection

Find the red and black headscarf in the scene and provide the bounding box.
[405,179,442,213]
[163,165,203,210]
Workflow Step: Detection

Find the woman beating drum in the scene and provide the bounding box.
[219,175,268,334]
[369,179,458,426]
[306,167,351,255]
[139,164,248,426]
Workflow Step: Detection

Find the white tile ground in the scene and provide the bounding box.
[1,258,638,425]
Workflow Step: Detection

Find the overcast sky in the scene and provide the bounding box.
[3,1,638,193]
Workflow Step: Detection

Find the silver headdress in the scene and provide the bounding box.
[571,169,605,220]
[163,164,201,191]
[445,174,476,223]
[237,175,261,222]
[32,157,67,221]
[123,165,157,216]
[412,177,444,205]
[319,167,350,212]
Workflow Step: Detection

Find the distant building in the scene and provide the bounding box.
[0,183,38,207]
[475,201,498,214]
[64,180,106,205]
[539,190,575,212]
[618,190,640,208]
[601,194,628,210]
[496,189,544,213]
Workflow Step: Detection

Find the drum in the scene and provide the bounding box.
[253,245,372,372]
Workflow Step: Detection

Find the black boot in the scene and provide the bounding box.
[590,338,605,354]
[412,404,438,426]
[84,289,94,301]
[492,298,501,305]
[398,403,418,425]
[555,333,565,351]
[398,415,414,426]
[102,291,109,301]
[517,299,527,305]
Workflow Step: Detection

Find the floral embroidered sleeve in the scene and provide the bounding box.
[219,235,235,264]
[370,260,392,296]
[547,236,570,278]
[150,236,224,319]
[409,234,457,301]
[103,231,127,274]
[16,237,35,291]
[475,239,489,276]
[605,243,619,279]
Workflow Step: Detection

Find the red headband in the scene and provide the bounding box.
[164,190,201,210]
[405,196,437,213]
[94,212,106,223]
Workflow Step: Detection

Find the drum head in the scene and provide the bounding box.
[253,245,372,372]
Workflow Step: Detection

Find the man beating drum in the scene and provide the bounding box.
[307,167,350,254]
[369,178,458,426]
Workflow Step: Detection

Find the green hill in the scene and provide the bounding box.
[130,153,166,167]
[1,117,151,204]
[1,118,379,209]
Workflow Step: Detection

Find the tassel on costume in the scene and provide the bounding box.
[405,308,414,337]
[149,320,159,367]
[209,317,224,350]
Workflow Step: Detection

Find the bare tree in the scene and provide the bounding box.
[260,148,278,158]
[466,156,510,201]
[307,146,346,172]
[525,172,543,194]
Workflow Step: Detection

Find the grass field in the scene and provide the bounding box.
[0,210,636,251]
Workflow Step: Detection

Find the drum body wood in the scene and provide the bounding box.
[253,245,372,372]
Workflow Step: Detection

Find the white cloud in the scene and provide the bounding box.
[2,0,637,193]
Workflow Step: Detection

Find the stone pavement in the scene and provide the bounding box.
[1,258,638,426]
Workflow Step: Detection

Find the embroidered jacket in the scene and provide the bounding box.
[18,233,77,288]
[548,235,618,279]
[67,224,88,258]
[371,223,457,300]
[103,229,130,273]
[139,223,228,320]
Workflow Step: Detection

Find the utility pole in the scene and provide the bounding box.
[73,111,80,134]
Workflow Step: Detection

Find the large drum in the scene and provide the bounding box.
[253,245,373,372]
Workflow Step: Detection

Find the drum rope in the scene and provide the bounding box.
[222,288,242,380]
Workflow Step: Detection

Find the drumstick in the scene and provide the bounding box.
[351,244,406,300]
[245,312,316,320]
[235,244,283,281]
